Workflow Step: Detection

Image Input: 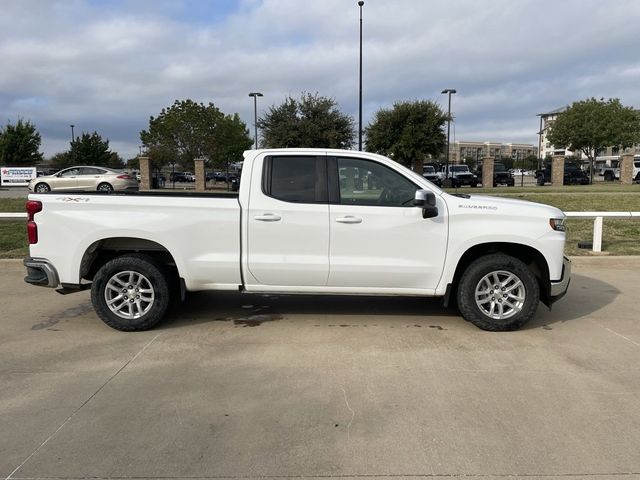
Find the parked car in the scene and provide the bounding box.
[28,166,138,193]
[24,148,570,333]
[169,172,196,183]
[437,164,478,188]
[479,162,515,187]
[422,165,443,187]
[536,163,590,186]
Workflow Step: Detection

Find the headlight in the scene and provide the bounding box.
[549,218,566,232]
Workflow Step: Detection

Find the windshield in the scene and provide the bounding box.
[451,165,470,172]
[423,166,435,173]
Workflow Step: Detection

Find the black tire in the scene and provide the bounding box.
[536,175,545,186]
[635,172,640,183]
[34,183,50,193]
[456,254,540,331]
[604,171,614,182]
[91,254,171,331]
[97,182,114,192]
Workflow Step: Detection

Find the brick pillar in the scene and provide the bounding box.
[620,153,634,185]
[551,155,565,187]
[194,158,206,192]
[482,157,494,188]
[139,156,152,190]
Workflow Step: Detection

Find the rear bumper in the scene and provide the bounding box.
[549,256,571,304]
[24,257,59,288]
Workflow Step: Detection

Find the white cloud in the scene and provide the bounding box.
[1,0,639,159]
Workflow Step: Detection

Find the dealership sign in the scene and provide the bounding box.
[1,167,37,186]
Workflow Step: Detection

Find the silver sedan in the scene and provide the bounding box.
[28,166,139,193]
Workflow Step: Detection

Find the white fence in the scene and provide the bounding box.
[2,211,639,254]
[564,212,640,253]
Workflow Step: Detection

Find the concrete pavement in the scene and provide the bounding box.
[1,257,640,479]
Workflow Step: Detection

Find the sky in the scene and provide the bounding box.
[1,0,639,160]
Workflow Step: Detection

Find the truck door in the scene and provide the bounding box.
[327,156,447,290]
[246,154,329,286]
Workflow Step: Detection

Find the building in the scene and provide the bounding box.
[537,106,640,170]
[451,141,538,168]
[537,106,575,159]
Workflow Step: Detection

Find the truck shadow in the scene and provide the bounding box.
[161,273,619,331]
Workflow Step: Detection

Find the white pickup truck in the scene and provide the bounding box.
[24,148,570,332]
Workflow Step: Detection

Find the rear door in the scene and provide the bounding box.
[246,154,330,286]
[77,167,105,190]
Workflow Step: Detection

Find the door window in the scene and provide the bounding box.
[263,156,326,203]
[335,157,417,207]
[79,167,104,175]
[60,168,80,177]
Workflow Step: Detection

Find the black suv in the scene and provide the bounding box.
[477,162,514,187]
[536,162,590,185]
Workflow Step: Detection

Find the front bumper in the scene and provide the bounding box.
[549,256,571,304]
[24,257,59,288]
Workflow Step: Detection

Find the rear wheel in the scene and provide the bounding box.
[91,254,170,331]
[97,182,114,192]
[536,175,545,186]
[456,254,539,331]
[34,183,50,193]
[604,171,615,182]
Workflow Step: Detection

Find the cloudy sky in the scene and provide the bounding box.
[2,0,639,159]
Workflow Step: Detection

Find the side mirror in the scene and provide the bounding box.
[414,189,438,219]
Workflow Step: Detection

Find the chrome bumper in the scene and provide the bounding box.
[549,256,571,303]
[24,257,60,288]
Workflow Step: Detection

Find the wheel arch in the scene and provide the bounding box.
[447,242,551,307]
[80,237,180,282]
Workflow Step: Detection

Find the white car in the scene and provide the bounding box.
[28,166,139,193]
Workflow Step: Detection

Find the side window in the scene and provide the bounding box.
[263,156,326,203]
[335,157,417,207]
[60,168,80,177]
[79,167,102,175]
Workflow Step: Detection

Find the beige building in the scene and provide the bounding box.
[451,141,538,167]
[537,106,573,159]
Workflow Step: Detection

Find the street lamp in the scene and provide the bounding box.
[441,89,456,184]
[248,92,263,149]
[358,0,364,151]
[70,124,75,143]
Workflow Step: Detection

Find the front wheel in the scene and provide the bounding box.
[604,171,614,182]
[91,254,170,331]
[456,254,540,331]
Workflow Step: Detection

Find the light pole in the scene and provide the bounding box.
[441,89,456,184]
[248,92,263,149]
[358,0,364,151]
[70,124,75,143]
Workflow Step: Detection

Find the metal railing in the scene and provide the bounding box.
[564,211,640,252]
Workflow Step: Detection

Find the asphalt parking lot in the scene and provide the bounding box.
[2,257,640,479]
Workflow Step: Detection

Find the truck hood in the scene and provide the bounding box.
[445,193,565,219]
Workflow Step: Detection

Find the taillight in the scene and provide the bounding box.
[117,174,131,179]
[26,200,42,244]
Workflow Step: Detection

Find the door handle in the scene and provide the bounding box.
[335,216,362,224]
[254,214,282,222]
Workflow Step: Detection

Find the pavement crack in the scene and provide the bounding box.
[4,333,162,480]
[340,385,355,441]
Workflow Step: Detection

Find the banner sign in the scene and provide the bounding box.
[1,167,37,186]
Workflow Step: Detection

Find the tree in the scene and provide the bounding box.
[50,152,71,169]
[258,92,355,149]
[0,119,44,166]
[547,98,640,183]
[69,132,113,166]
[365,100,447,171]
[140,99,252,169]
